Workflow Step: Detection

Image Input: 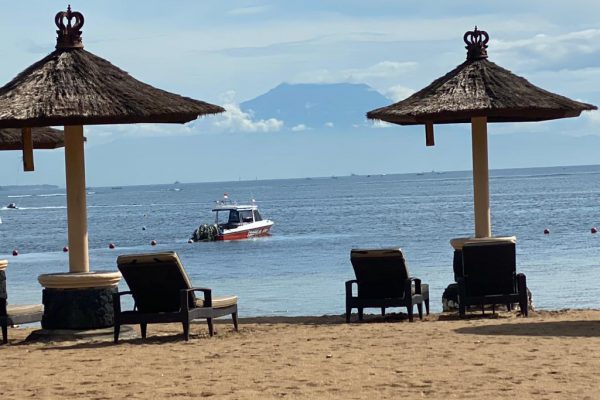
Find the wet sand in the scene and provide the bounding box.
[1,309,600,399]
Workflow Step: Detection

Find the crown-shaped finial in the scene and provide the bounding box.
[55,5,84,49]
[463,26,489,61]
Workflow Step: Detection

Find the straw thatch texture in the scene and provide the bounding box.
[0,49,224,128]
[367,59,597,125]
[0,127,64,150]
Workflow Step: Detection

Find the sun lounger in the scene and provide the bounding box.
[457,240,528,317]
[1,260,43,344]
[346,249,429,322]
[114,252,238,342]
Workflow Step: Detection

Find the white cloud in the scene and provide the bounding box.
[324,122,334,128]
[213,103,284,133]
[228,5,270,16]
[493,29,600,71]
[385,85,415,102]
[291,124,308,132]
[371,120,394,129]
[295,61,418,85]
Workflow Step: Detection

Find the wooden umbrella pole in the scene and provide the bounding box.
[64,125,89,273]
[471,116,491,238]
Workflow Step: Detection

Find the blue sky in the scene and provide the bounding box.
[1,1,600,186]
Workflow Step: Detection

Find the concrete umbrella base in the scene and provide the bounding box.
[38,272,121,330]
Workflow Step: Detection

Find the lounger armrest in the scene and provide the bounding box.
[408,277,422,294]
[112,291,134,314]
[345,280,358,298]
[179,287,213,310]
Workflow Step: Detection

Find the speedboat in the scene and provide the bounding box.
[6,203,17,209]
[191,194,274,241]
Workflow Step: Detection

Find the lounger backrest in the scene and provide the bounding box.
[350,249,409,299]
[117,252,194,313]
[462,242,517,297]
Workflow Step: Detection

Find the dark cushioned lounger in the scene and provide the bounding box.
[458,240,528,317]
[114,252,238,342]
[346,248,429,322]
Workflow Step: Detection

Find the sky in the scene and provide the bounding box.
[1,1,600,187]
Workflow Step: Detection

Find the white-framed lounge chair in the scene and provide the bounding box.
[114,252,238,342]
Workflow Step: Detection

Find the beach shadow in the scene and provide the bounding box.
[455,320,600,337]
[240,313,418,325]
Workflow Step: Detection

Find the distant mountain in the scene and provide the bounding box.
[240,82,391,130]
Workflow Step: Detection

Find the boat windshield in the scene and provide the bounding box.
[216,210,240,225]
[240,210,254,223]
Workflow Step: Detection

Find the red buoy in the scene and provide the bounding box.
[63,246,69,252]
[592,227,598,234]
[543,228,550,235]
[108,243,116,249]
[12,249,18,256]
[151,240,157,246]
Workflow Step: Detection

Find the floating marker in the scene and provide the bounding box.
[188,239,193,244]
[151,240,157,246]
[108,243,116,249]
[12,249,18,256]
[543,228,550,235]
[63,246,69,252]
[142,226,146,231]
[592,227,598,234]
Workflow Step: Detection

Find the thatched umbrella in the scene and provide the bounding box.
[0,7,224,329]
[0,127,64,171]
[0,6,223,272]
[0,127,64,150]
[367,27,596,238]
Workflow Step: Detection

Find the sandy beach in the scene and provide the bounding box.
[1,309,599,399]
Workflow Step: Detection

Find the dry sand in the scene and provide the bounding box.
[1,309,600,399]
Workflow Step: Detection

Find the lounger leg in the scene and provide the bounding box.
[345,306,351,323]
[113,324,120,344]
[381,307,385,316]
[417,303,423,320]
[207,318,214,336]
[459,302,466,318]
[492,304,496,314]
[232,312,239,331]
[140,323,147,339]
[407,305,414,322]
[358,308,364,321]
[182,321,190,341]
[1,323,7,344]
[425,298,430,315]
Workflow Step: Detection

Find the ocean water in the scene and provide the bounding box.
[1,164,600,316]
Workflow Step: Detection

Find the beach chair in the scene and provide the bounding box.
[114,252,238,342]
[457,241,528,317]
[0,260,43,344]
[346,249,429,322]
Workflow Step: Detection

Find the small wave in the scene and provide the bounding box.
[7,195,32,198]
[13,206,67,210]
[37,193,66,197]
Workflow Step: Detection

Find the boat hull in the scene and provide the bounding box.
[217,222,273,241]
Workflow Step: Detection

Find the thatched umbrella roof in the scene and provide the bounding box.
[367,28,597,125]
[0,7,224,129]
[367,27,597,240]
[0,127,64,150]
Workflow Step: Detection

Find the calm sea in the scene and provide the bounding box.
[1,164,600,316]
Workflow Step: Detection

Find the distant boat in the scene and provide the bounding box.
[6,203,17,209]
[174,181,181,184]
[111,186,123,190]
[191,194,274,241]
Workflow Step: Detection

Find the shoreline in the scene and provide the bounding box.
[2,309,600,399]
